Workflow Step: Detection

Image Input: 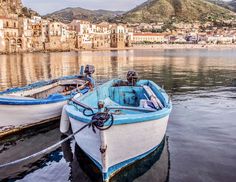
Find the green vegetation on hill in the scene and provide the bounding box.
[21,7,39,17]
[208,0,236,12]
[117,0,234,23]
[44,7,124,23]
[228,0,236,12]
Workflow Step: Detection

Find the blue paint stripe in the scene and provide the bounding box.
[0,95,71,105]
[0,75,83,95]
[0,75,90,105]
[66,104,171,126]
[78,140,162,181]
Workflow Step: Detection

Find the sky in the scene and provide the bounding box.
[22,0,147,15]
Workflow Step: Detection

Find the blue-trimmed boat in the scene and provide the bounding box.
[60,71,172,181]
[0,65,95,137]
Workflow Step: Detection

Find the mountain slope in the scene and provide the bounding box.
[45,7,124,23]
[228,0,236,12]
[208,0,236,12]
[117,0,234,23]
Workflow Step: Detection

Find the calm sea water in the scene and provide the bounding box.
[0,49,236,182]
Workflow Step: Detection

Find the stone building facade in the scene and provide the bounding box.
[0,18,4,52]
[0,0,23,53]
[110,25,126,48]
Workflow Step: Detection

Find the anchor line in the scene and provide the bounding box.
[0,111,114,168]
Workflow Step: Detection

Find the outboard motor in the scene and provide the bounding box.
[84,65,95,88]
[84,65,95,76]
[127,71,138,86]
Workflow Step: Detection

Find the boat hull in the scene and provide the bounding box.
[0,101,67,136]
[69,114,169,181]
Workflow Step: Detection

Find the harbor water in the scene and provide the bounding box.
[0,49,236,182]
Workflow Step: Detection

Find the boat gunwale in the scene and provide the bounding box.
[0,75,86,105]
[66,105,171,126]
[0,75,84,95]
[66,79,172,125]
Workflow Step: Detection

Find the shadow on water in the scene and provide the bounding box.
[0,119,60,146]
[0,123,62,181]
[0,131,170,182]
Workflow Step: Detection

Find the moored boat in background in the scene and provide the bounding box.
[60,71,172,181]
[0,65,95,138]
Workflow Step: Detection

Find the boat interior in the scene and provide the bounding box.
[80,80,167,114]
[8,79,86,100]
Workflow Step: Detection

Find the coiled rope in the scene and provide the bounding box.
[70,98,114,133]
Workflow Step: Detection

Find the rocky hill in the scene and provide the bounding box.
[116,0,234,23]
[44,7,124,23]
[208,0,236,12]
[228,0,236,12]
[0,0,39,18]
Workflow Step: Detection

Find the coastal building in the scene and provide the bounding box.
[48,21,65,51]
[207,35,235,44]
[1,14,20,53]
[110,25,126,48]
[92,22,111,49]
[133,33,168,44]
[0,18,4,52]
[18,17,31,51]
[47,21,76,51]
[92,33,110,49]
[31,20,44,51]
[69,20,93,49]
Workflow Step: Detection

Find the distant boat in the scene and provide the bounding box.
[0,65,95,138]
[60,71,172,181]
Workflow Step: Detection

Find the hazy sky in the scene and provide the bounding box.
[22,0,147,15]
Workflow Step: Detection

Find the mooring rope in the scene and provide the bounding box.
[0,121,93,168]
[0,111,114,168]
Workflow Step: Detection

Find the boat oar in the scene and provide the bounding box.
[107,106,156,113]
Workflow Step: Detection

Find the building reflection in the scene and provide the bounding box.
[0,50,236,91]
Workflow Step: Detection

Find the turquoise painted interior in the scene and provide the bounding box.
[70,79,171,116]
[109,86,146,107]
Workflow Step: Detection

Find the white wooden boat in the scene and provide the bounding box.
[60,71,172,181]
[0,65,95,137]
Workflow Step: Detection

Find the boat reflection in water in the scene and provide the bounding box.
[0,129,169,182]
[61,135,170,182]
[0,124,62,181]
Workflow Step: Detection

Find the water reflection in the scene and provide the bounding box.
[61,135,169,182]
[0,50,236,92]
[0,49,236,181]
[0,128,169,182]
[0,126,61,181]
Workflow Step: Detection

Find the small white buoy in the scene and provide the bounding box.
[60,106,70,134]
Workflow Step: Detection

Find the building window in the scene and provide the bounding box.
[6,21,9,27]
[14,22,16,28]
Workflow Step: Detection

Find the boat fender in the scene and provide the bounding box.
[60,106,70,134]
